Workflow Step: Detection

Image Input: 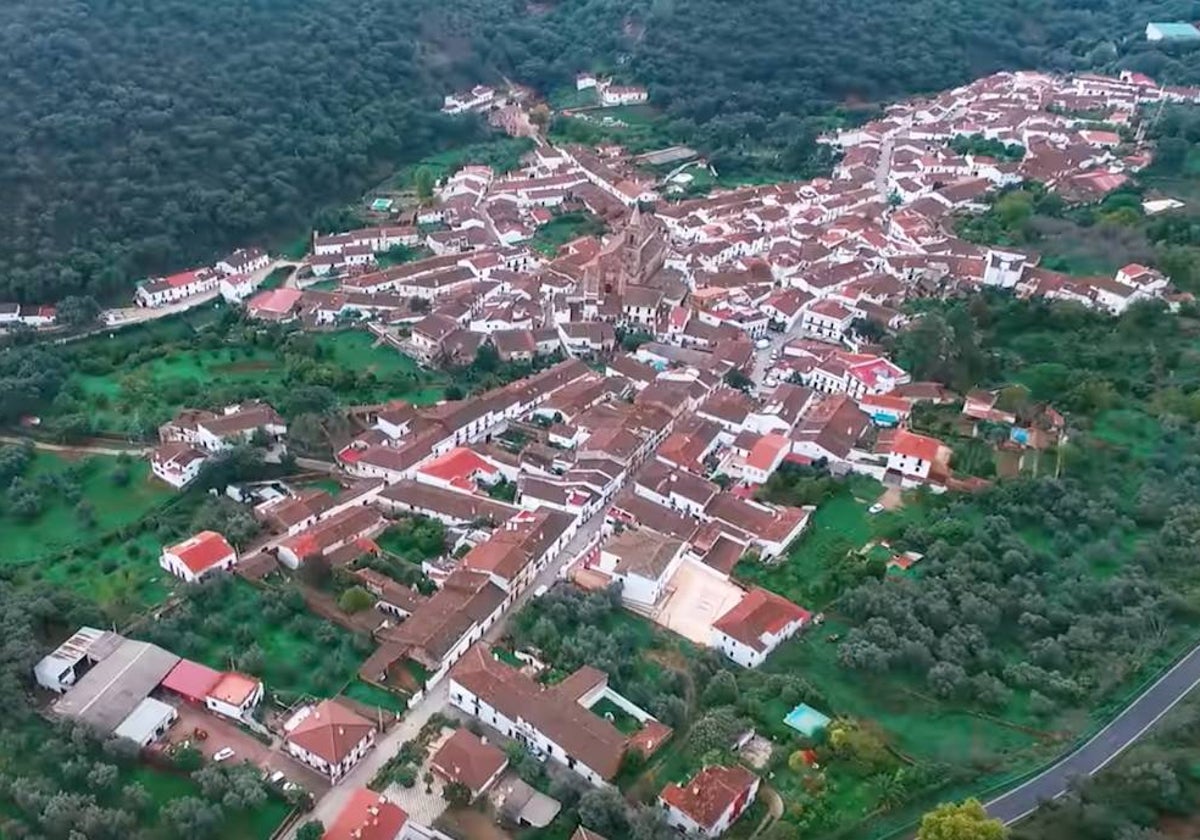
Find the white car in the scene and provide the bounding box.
[755,338,771,350]
[213,748,236,763]
[868,503,885,514]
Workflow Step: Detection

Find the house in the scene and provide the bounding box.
[593,528,687,608]
[284,699,376,783]
[410,313,461,362]
[160,659,264,721]
[599,84,649,107]
[360,568,507,689]
[711,587,811,668]
[885,429,945,483]
[430,729,509,799]
[217,247,270,276]
[159,531,237,583]
[741,433,790,485]
[576,73,598,90]
[322,790,409,840]
[246,287,304,321]
[160,402,287,453]
[135,268,220,308]
[659,765,760,837]
[205,672,264,720]
[275,506,386,569]
[450,643,665,787]
[150,443,208,489]
[801,300,855,343]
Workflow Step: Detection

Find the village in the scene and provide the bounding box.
[11,64,1200,840]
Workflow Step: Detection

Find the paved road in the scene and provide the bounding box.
[987,643,1200,824]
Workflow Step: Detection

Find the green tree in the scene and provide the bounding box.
[296,820,324,840]
[414,167,435,203]
[338,586,374,614]
[917,799,1006,840]
[443,781,472,808]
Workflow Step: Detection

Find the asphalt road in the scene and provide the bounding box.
[986,642,1200,824]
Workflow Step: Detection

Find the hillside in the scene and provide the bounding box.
[3,0,1199,302]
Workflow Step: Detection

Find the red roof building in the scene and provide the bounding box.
[660,765,760,837]
[159,531,237,583]
[322,789,408,840]
[711,587,811,668]
[430,729,509,797]
[285,700,376,782]
[160,659,222,704]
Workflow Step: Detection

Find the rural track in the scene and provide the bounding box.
[0,434,149,457]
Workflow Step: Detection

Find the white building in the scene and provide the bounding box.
[113,697,178,747]
[885,429,943,482]
[216,247,270,276]
[450,644,651,788]
[135,268,220,308]
[710,587,811,669]
[159,531,237,584]
[660,765,761,837]
[593,528,687,608]
[205,672,264,721]
[150,443,207,489]
[982,249,1026,289]
[801,299,855,342]
[284,700,376,783]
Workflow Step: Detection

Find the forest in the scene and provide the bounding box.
[7,0,1200,303]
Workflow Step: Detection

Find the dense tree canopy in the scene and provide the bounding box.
[0,0,485,303]
[7,0,1200,302]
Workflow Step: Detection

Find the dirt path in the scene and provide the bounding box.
[0,434,150,457]
[750,784,784,839]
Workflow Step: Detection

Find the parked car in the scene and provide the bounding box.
[868,502,885,514]
[213,747,236,763]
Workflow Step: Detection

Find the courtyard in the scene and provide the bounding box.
[650,558,745,646]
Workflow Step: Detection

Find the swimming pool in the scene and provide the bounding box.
[783,703,831,736]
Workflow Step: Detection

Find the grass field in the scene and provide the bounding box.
[343,679,409,714]
[0,453,172,564]
[735,484,878,608]
[590,696,642,735]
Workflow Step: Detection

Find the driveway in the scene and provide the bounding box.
[986,642,1200,824]
[160,701,330,794]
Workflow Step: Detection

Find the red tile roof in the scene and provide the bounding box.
[418,447,500,492]
[165,531,236,575]
[430,729,508,794]
[323,789,408,840]
[890,429,942,462]
[160,659,222,701]
[746,433,790,472]
[208,672,260,707]
[712,587,810,652]
[287,700,374,766]
[660,765,759,831]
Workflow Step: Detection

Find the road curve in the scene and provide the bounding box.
[987,642,1200,824]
